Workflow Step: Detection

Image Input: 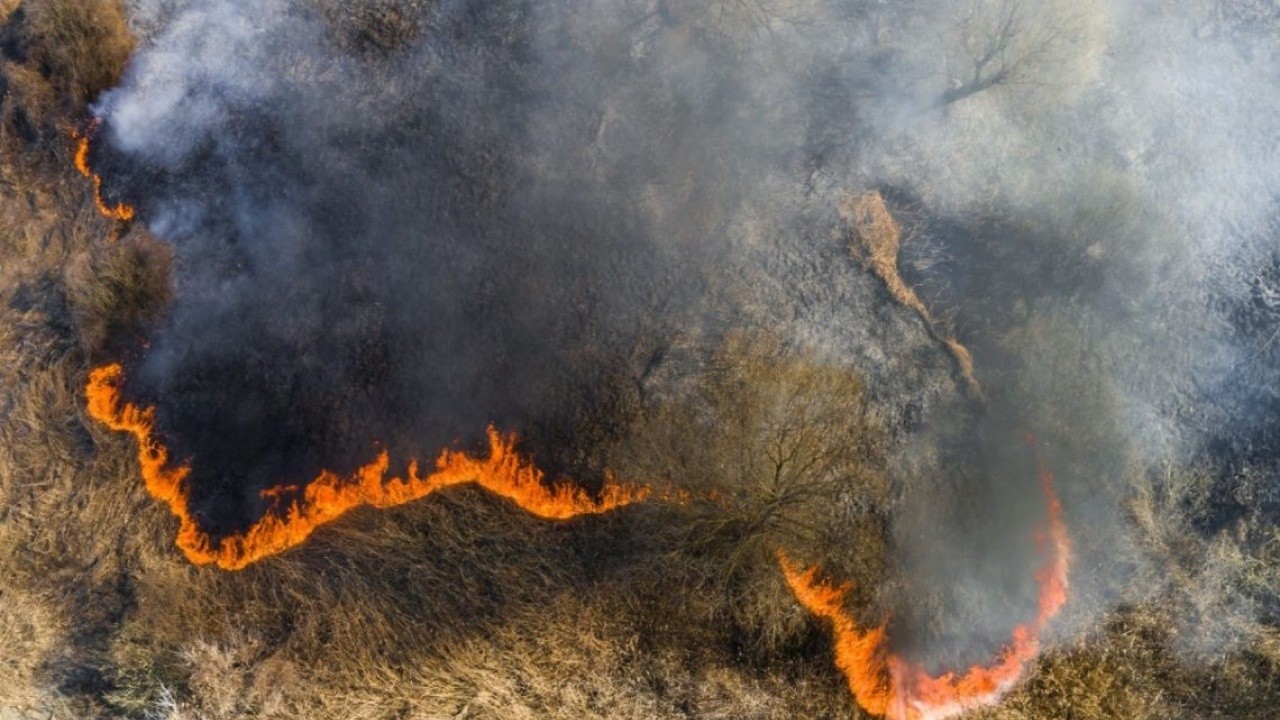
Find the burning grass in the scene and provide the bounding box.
[73,122,135,222]
[779,451,1071,720]
[86,361,651,570]
[0,4,1278,719]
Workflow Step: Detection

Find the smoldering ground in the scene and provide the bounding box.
[92,0,1279,674]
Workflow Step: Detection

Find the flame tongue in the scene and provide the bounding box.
[72,122,136,222]
[779,556,893,715]
[86,363,649,571]
[781,456,1071,720]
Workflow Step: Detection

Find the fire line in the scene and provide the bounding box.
[74,125,1066,712]
[780,448,1071,720]
[72,122,136,222]
[86,363,651,571]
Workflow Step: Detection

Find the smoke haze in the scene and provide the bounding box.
[94,0,1280,667]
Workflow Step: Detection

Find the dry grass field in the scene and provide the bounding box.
[0,1,1277,719]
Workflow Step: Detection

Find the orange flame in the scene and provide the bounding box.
[781,453,1071,720]
[72,123,136,222]
[86,363,650,571]
[778,556,893,715]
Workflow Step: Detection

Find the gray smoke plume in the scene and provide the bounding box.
[98,0,1279,667]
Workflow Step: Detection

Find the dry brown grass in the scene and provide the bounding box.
[63,229,171,355]
[0,559,68,715]
[0,59,56,150]
[1128,463,1280,663]
[1,225,876,717]
[958,450,1280,720]
[607,330,893,651]
[978,611,1185,720]
[974,601,1280,720]
[840,191,983,400]
[1,5,1278,720]
[23,0,134,106]
[840,192,923,318]
[314,0,429,58]
[0,203,875,717]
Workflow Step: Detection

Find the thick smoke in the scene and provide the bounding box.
[98,0,1279,667]
[99,0,716,535]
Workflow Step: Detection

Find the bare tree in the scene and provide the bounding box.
[605,331,893,651]
[936,0,1096,107]
[612,332,890,575]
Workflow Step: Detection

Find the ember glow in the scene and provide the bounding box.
[72,124,136,222]
[86,363,650,571]
[781,451,1071,720]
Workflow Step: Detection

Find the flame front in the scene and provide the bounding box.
[73,124,136,222]
[781,455,1071,720]
[86,363,650,571]
[778,556,894,715]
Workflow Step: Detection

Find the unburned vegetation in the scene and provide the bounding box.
[1,1,1279,719]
